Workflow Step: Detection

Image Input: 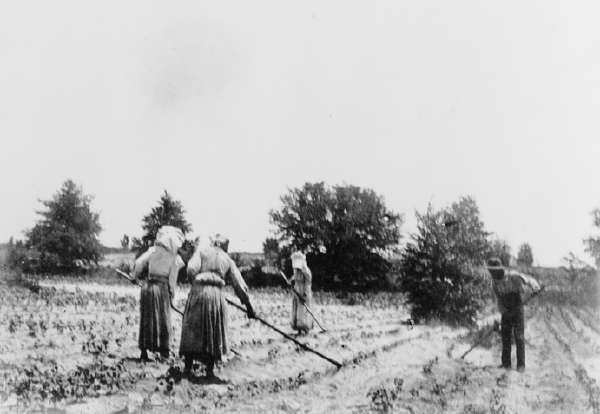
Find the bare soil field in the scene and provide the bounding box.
[0,272,599,413]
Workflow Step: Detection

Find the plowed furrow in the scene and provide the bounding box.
[544,311,600,414]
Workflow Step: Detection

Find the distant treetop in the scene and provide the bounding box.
[131,190,192,256]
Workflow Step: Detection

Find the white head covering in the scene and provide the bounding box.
[211,233,230,252]
[155,225,184,254]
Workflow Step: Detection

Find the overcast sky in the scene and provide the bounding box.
[1,1,599,266]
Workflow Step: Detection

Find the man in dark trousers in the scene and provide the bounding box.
[487,257,541,372]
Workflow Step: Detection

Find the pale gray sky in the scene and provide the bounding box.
[1,1,599,266]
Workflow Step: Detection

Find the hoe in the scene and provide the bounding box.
[115,268,342,368]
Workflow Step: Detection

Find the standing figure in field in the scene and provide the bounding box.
[487,257,541,372]
[290,252,313,335]
[132,226,185,361]
[180,234,255,379]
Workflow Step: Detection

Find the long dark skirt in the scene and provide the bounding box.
[139,279,171,352]
[179,283,228,362]
[291,295,314,332]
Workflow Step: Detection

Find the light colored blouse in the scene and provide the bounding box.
[133,245,184,296]
[291,267,312,299]
[187,245,250,305]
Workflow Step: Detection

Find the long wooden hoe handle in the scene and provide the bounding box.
[460,285,546,360]
[279,271,328,332]
[226,298,342,369]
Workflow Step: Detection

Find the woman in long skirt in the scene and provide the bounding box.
[290,252,314,334]
[133,226,184,361]
[180,234,255,378]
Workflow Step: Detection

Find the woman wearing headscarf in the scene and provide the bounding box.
[132,225,185,361]
[290,251,314,334]
[180,234,255,379]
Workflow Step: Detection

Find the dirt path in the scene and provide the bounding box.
[211,305,600,414]
[216,327,464,413]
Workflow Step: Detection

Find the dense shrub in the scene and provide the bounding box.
[240,259,282,288]
[400,197,491,326]
[229,255,282,288]
[6,240,34,271]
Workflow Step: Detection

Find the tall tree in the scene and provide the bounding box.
[131,191,192,256]
[26,179,102,272]
[270,182,402,289]
[488,238,512,267]
[516,243,534,267]
[120,234,130,250]
[445,197,491,264]
[400,196,491,325]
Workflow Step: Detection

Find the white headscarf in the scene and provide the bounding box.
[211,233,230,252]
[155,225,184,254]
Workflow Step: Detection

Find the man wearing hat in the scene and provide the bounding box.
[487,257,541,372]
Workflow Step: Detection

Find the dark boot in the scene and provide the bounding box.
[205,359,215,378]
[514,308,526,370]
[500,312,512,368]
[159,349,170,359]
[140,349,149,362]
[183,356,193,377]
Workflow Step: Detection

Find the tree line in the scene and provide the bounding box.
[6,179,599,325]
